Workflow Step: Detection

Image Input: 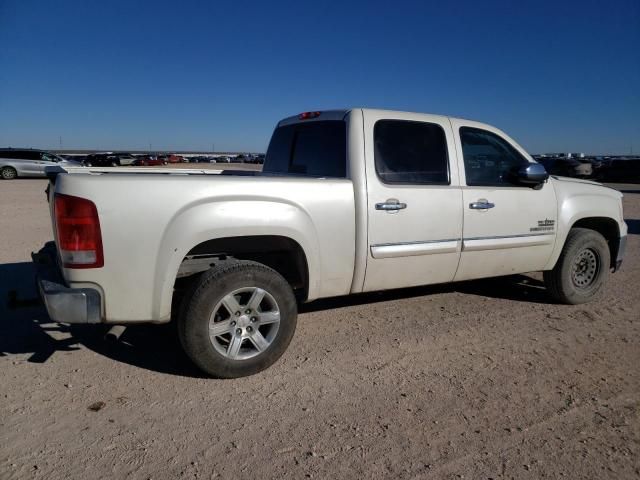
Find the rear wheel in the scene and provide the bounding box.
[1,166,17,180]
[544,228,610,304]
[178,260,297,378]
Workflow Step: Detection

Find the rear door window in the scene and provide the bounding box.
[374,120,449,184]
[264,121,346,178]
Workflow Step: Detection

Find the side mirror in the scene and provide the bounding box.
[516,163,549,186]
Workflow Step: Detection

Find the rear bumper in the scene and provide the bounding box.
[614,235,626,272]
[32,243,102,324]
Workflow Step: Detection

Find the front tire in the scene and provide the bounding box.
[1,166,17,180]
[544,228,610,304]
[179,260,297,378]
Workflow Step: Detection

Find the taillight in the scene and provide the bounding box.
[54,193,104,268]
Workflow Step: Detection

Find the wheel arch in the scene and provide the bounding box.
[545,215,621,271]
[570,217,620,268]
[176,235,310,300]
[152,198,321,322]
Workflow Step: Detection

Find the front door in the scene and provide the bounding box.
[362,111,463,292]
[450,120,557,281]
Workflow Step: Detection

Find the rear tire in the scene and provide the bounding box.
[1,166,17,180]
[543,228,610,304]
[178,260,297,378]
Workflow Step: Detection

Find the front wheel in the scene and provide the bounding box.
[178,260,297,378]
[544,228,610,304]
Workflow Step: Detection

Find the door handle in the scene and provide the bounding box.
[376,200,407,211]
[469,201,495,210]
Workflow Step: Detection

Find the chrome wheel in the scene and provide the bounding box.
[208,287,280,360]
[571,248,599,289]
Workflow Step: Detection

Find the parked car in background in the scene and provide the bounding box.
[133,155,167,166]
[0,148,81,179]
[67,155,87,164]
[536,157,592,178]
[597,158,640,183]
[244,154,265,164]
[83,153,122,167]
[116,152,136,166]
[165,154,185,163]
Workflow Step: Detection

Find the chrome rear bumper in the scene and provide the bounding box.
[32,243,102,324]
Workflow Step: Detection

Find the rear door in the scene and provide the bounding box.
[450,119,557,281]
[362,111,463,292]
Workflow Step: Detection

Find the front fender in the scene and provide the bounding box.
[544,190,623,270]
[153,197,320,321]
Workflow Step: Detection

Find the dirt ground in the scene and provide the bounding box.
[1,179,639,480]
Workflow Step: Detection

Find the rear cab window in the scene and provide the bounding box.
[264,120,346,178]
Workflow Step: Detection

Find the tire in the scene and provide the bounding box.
[84,161,93,167]
[543,228,610,304]
[1,166,17,180]
[110,160,120,167]
[178,260,297,378]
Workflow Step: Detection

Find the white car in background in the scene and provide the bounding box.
[0,148,82,179]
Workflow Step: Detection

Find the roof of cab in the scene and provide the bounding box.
[277,108,489,129]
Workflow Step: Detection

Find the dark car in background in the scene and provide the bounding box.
[596,158,640,182]
[83,152,137,167]
[83,153,120,167]
[535,157,592,178]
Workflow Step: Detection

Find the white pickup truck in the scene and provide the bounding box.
[35,109,627,378]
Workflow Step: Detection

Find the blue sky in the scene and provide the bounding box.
[1,0,638,154]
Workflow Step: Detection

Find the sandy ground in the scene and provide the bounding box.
[1,178,639,480]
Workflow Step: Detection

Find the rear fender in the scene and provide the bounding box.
[153,198,320,321]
